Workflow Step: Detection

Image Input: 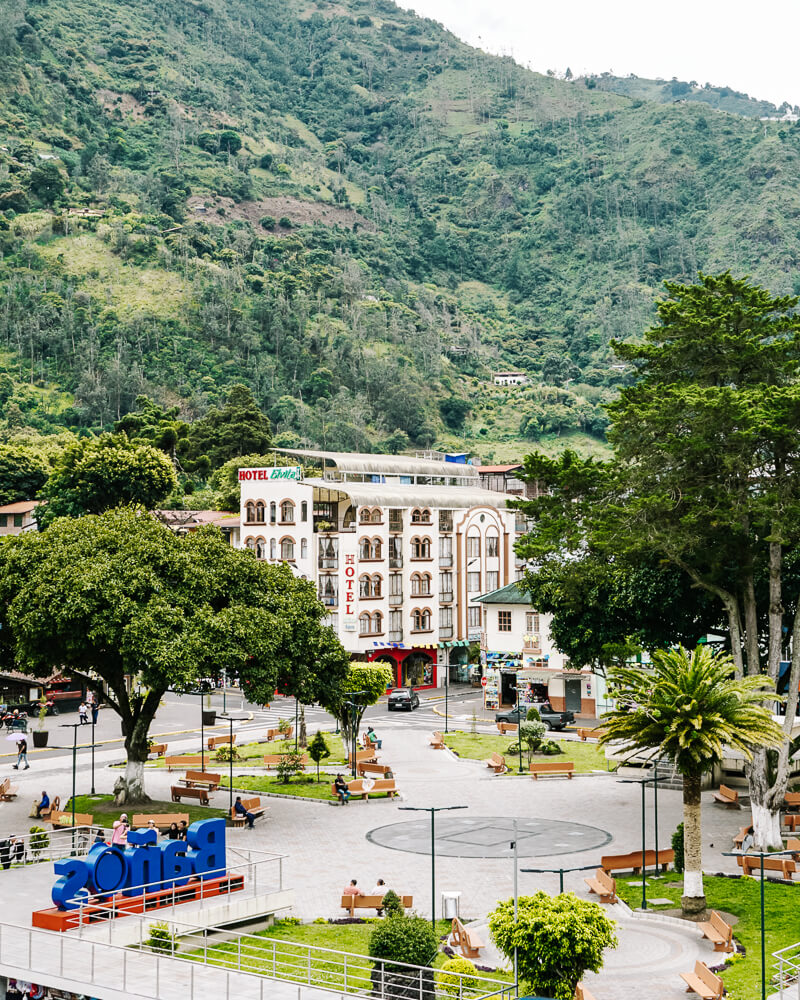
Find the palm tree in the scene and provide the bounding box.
[601,645,784,915]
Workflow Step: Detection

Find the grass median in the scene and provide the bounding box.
[66,793,229,825]
[442,731,607,773]
[615,873,800,999]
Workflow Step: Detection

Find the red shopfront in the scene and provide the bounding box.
[367,647,438,689]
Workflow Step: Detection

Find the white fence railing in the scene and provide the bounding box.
[773,940,800,998]
[0,825,101,868]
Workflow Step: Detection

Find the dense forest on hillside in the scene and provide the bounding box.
[1,0,800,464]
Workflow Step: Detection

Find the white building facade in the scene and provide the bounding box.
[237,451,526,689]
[476,583,608,719]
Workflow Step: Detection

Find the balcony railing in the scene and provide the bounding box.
[439,555,453,567]
[439,591,453,603]
[439,626,453,639]
[318,557,339,570]
[389,630,403,642]
[389,517,403,532]
[389,556,403,569]
[388,593,403,606]
[320,595,339,607]
[438,513,453,532]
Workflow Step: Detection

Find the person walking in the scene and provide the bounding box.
[89,694,99,726]
[12,738,28,770]
[78,703,88,725]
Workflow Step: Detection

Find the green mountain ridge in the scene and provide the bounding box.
[1,0,799,462]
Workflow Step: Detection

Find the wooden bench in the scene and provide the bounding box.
[737,853,796,879]
[583,867,617,904]
[340,893,412,917]
[0,778,18,801]
[600,848,674,875]
[230,797,266,827]
[132,812,189,831]
[357,761,393,778]
[208,734,235,751]
[496,721,518,734]
[50,810,94,828]
[263,753,308,768]
[784,813,800,831]
[451,917,484,959]
[180,770,221,791]
[347,749,378,766]
[697,910,733,953]
[171,785,209,805]
[35,794,59,820]
[576,727,606,742]
[148,743,168,758]
[266,726,293,742]
[712,784,740,808]
[785,792,800,812]
[575,984,597,1000]
[531,761,574,779]
[786,836,800,860]
[165,755,205,771]
[733,824,753,848]
[680,961,724,999]
[330,778,398,801]
[429,731,445,749]
[485,752,506,774]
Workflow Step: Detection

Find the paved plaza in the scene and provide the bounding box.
[0,688,754,999]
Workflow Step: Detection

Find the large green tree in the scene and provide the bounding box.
[602,645,783,914]
[517,273,800,848]
[180,385,272,474]
[322,663,394,746]
[0,444,50,505]
[114,396,189,461]
[0,508,349,803]
[38,433,177,527]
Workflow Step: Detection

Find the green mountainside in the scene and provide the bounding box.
[1,0,800,462]
[582,72,796,119]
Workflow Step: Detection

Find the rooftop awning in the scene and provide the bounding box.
[308,478,513,510]
[276,447,479,480]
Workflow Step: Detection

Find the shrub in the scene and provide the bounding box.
[672,822,685,873]
[146,921,175,955]
[279,216,292,228]
[214,744,240,763]
[277,718,293,736]
[275,747,306,783]
[308,731,330,782]
[437,957,480,997]
[259,153,274,170]
[542,740,563,755]
[526,706,541,722]
[369,914,438,968]
[28,826,49,857]
[381,889,403,916]
[489,892,617,1000]
[260,215,276,230]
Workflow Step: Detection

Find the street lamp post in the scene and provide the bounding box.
[60,722,80,852]
[617,775,656,910]
[511,819,519,997]
[512,685,523,774]
[200,691,205,772]
[444,663,449,735]
[722,847,793,1000]
[225,715,247,817]
[90,701,96,796]
[343,691,369,778]
[399,805,468,931]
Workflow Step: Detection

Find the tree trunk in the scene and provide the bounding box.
[299,704,307,749]
[681,772,706,916]
[113,690,161,805]
[749,747,783,849]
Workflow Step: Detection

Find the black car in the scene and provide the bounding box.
[387,687,420,711]
[495,701,574,731]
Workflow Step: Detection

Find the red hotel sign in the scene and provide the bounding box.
[344,554,355,615]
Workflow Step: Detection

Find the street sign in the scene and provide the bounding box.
[481,677,487,687]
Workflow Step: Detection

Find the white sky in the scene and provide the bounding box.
[397,0,800,108]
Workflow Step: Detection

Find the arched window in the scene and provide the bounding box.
[411,536,431,560]
[255,501,265,523]
[411,508,431,524]
[371,538,382,560]
[280,537,295,561]
[301,501,308,522]
[411,573,431,596]
[280,500,295,523]
[360,508,372,524]
[359,537,372,560]
[371,574,382,598]
[359,613,372,635]
[342,506,356,529]
[255,538,266,560]
[467,532,481,558]
[371,508,383,523]
[270,538,276,560]
[245,537,256,551]
[245,502,256,523]
[269,502,277,524]
[412,608,432,632]
[301,538,308,559]
[373,611,383,633]
[359,574,372,598]
[486,529,499,559]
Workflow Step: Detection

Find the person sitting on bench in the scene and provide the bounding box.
[234,796,256,829]
[35,790,49,818]
[343,879,363,896]
[366,726,382,749]
[334,773,351,805]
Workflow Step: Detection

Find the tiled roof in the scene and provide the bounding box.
[474,582,532,605]
[0,501,38,513]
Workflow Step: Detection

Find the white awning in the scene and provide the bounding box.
[307,478,513,510]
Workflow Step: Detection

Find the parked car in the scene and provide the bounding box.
[495,701,574,731]
[388,687,420,711]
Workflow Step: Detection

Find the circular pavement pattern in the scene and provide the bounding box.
[366,815,612,858]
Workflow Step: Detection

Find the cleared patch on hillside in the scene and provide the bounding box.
[37,234,190,319]
[95,89,145,119]
[187,195,374,231]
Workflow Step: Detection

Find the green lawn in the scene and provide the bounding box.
[67,794,228,825]
[220,772,348,800]
[443,732,607,773]
[616,874,800,999]
[181,918,512,988]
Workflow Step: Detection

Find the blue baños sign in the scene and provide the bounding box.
[51,818,227,910]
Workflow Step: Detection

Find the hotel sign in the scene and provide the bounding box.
[238,466,302,482]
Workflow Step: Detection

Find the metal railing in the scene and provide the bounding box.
[773,941,800,997]
[69,904,514,1000]
[70,850,286,927]
[0,824,102,868]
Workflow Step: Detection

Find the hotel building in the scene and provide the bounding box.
[237,450,526,689]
